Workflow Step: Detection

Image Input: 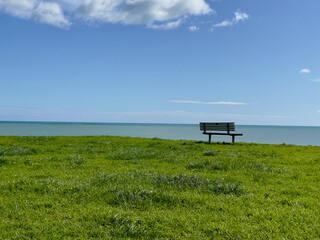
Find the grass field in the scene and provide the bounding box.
[0,136,320,239]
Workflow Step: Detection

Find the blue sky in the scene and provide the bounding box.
[1,0,320,125]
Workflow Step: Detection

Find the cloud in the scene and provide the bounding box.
[310,79,320,82]
[0,1,251,32]
[169,100,247,105]
[76,0,212,25]
[212,10,248,29]
[0,0,36,18]
[33,2,71,28]
[189,25,199,31]
[300,68,311,74]
[148,19,182,30]
[0,106,286,125]
[0,0,70,28]
[0,0,212,29]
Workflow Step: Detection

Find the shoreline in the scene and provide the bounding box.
[1,122,320,146]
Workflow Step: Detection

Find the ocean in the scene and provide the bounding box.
[0,121,320,146]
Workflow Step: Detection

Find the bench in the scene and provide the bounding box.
[200,122,243,143]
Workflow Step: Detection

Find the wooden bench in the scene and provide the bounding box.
[200,122,243,143]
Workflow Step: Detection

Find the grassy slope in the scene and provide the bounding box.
[0,136,320,239]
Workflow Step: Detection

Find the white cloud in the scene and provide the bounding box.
[213,20,231,28]
[234,10,248,22]
[0,1,251,32]
[148,19,182,30]
[169,100,247,105]
[189,25,199,31]
[0,0,35,18]
[310,79,320,82]
[0,0,212,29]
[33,2,71,28]
[76,0,212,24]
[75,0,212,31]
[212,10,248,29]
[300,68,311,74]
[0,0,70,28]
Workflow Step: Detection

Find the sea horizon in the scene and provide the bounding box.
[1,120,320,128]
[1,121,320,146]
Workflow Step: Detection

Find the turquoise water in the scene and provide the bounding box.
[0,121,320,146]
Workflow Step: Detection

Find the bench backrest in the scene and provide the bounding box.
[200,122,235,134]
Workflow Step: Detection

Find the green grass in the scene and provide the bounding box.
[0,136,320,239]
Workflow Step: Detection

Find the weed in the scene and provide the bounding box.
[203,150,222,156]
[153,174,244,195]
[69,155,85,165]
[0,156,8,165]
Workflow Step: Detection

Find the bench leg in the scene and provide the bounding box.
[209,134,212,144]
[232,135,235,144]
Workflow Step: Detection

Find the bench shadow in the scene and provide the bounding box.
[194,141,232,145]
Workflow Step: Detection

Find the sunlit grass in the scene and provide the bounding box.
[0,136,320,239]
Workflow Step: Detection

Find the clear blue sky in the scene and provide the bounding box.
[1,0,320,125]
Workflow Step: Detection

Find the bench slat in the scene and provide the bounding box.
[203,133,243,136]
[200,126,235,131]
[200,123,234,126]
[200,122,235,131]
